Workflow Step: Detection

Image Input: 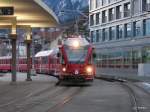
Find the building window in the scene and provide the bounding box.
[91,31,96,43]
[108,0,115,4]
[125,23,132,38]
[102,10,108,23]
[91,31,93,42]
[102,28,109,41]
[102,0,108,6]
[96,12,100,24]
[109,26,116,40]
[116,25,123,39]
[124,3,131,17]
[133,0,140,15]
[134,21,141,37]
[144,19,150,36]
[99,29,102,42]
[96,0,102,8]
[109,8,115,21]
[90,0,95,10]
[116,5,122,19]
[96,30,100,42]
[90,14,94,26]
[142,0,150,11]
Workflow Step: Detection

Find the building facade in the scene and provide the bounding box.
[89,0,150,70]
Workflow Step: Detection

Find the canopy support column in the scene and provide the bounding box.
[10,17,17,82]
[25,26,32,81]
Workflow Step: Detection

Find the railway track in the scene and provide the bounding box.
[96,77,150,112]
[120,82,140,112]
[0,82,84,112]
[0,83,56,108]
[46,87,83,112]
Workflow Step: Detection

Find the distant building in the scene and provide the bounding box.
[89,0,150,69]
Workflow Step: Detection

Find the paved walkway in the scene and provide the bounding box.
[0,72,57,82]
[96,68,150,94]
[96,68,150,82]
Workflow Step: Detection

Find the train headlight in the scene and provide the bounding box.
[73,40,79,48]
[62,67,66,72]
[86,66,93,73]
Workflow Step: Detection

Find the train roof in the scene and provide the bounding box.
[0,56,11,59]
[35,48,59,57]
[63,37,90,47]
[0,56,26,59]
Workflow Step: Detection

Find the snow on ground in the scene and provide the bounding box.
[142,82,150,91]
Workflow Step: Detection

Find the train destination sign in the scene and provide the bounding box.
[0,7,14,15]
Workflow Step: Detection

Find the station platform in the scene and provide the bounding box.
[96,68,150,94]
[96,68,150,82]
[0,72,57,82]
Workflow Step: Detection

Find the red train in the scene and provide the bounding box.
[35,49,60,76]
[0,56,29,72]
[57,37,96,82]
[0,37,96,83]
[0,49,60,77]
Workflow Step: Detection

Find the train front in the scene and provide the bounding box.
[58,37,95,82]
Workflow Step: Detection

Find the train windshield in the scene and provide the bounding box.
[65,45,88,64]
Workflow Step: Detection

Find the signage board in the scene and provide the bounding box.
[0,7,14,15]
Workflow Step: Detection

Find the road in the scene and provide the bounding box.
[0,73,149,112]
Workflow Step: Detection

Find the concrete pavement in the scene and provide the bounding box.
[0,72,149,112]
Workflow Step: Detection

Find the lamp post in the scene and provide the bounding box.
[25,32,32,81]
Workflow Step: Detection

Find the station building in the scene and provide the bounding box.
[89,0,150,74]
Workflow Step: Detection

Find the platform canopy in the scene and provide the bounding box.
[0,0,59,27]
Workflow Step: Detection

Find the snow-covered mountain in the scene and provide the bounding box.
[43,0,88,24]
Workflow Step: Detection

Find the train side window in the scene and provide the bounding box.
[49,58,53,64]
[42,57,48,64]
[35,59,38,64]
[24,59,27,64]
[23,59,24,64]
